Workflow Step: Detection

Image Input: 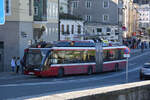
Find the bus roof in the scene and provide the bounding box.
[29,41,124,48]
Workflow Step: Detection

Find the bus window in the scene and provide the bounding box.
[103,49,118,61]
[26,51,43,66]
[50,50,95,64]
[120,49,126,60]
[87,50,95,62]
[103,50,108,62]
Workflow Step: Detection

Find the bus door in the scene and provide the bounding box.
[95,43,103,72]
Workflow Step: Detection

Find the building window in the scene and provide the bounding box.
[103,15,109,22]
[61,24,64,34]
[103,1,109,8]
[67,25,70,34]
[97,28,102,32]
[72,1,78,8]
[5,0,11,15]
[77,25,81,34]
[34,6,38,16]
[107,27,111,32]
[85,15,91,22]
[72,25,74,34]
[86,1,91,8]
[29,0,32,16]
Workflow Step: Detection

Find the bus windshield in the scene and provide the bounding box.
[26,52,42,66]
[26,50,48,66]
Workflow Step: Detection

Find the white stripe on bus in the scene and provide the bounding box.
[52,46,127,50]
[29,46,127,50]
[103,59,127,64]
[51,63,96,67]
[50,60,126,67]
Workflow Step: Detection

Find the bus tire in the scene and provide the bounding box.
[87,66,93,75]
[115,63,119,72]
[58,68,64,77]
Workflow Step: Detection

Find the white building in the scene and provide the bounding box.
[60,0,68,14]
[60,14,84,40]
[138,4,150,29]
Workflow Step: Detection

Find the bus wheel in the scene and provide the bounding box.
[58,68,64,77]
[87,66,93,75]
[115,64,119,72]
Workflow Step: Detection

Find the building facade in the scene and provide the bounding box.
[0,0,59,72]
[122,0,139,38]
[60,0,68,14]
[33,0,58,42]
[0,0,34,71]
[68,0,124,41]
[60,14,84,40]
[138,4,150,29]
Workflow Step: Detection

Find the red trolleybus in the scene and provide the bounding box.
[23,41,128,77]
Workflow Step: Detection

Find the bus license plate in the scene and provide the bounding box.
[28,72,34,75]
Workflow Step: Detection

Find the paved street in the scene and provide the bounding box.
[0,49,150,100]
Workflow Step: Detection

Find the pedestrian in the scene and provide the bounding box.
[16,57,20,73]
[141,42,144,53]
[11,57,16,72]
[20,57,25,74]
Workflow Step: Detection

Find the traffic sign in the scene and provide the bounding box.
[124,47,130,54]
[0,0,5,25]
[124,54,130,58]
[123,47,130,58]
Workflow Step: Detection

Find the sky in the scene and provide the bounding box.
[0,0,5,25]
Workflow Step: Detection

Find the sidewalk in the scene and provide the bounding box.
[0,48,150,79]
[0,72,29,80]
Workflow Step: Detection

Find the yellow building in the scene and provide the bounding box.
[122,0,139,38]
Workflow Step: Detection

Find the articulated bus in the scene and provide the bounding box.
[23,41,129,77]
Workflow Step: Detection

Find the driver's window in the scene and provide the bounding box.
[51,53,58,64]
[45,53,52,66]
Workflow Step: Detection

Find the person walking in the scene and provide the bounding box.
[141,42,144,53]
[20,58,25,74]
[16,57,20,73]
[11,57,16,72]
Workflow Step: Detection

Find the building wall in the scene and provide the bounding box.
[84,24,118,41]
[0,0,34,72]
[0,21,34,71]
[5,0,20,21]
[47,0,58,23]
[138,4,150,28]
[6,0,34,22]
[19,0,34,22]
[33,0,58,42]
[19,22,33,59]
[69,0,121,41]
[60,19,84,40]
[40,23,58,42]
[60,0,68,13]
[70,0,118,25]
[0,21,19,71]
